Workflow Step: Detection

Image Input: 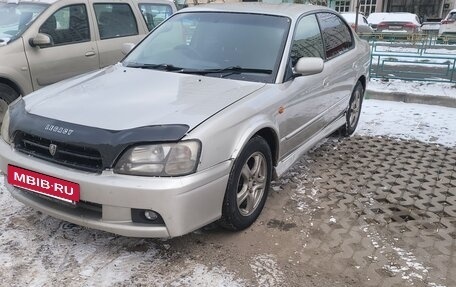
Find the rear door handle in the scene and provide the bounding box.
[85,51,96,57]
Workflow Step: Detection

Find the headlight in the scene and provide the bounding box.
[114,140,201,176]
[1,108,10,144]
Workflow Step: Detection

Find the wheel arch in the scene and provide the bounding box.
[358,75,367,91]
[0,77,23,97]
[253,127,279,167]
[231,124,280,168]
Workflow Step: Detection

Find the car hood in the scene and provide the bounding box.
[24,64,266,131]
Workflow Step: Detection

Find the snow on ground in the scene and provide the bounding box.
[367,78,456,98]
[356,99,456,147]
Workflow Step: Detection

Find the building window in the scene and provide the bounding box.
[360,0,376,16]
[335,1,351,13]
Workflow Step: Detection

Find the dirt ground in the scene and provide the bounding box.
[1,134,455,287]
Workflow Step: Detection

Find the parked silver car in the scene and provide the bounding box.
[0,3,370,238]
[439,9,456,37]
[368,12,421,33]
[341,12,374,34]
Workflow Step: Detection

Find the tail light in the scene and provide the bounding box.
[403,22,417,28]
[377,22,387,28]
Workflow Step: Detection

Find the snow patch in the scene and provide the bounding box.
[250,254,284,286]
[357,99,456,147]
[170,264,245,287]
[367,79,456,99]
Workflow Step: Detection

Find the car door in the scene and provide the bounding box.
[137,1,175,31]
[315,12,356,124]
[24,1,99,89]
[90,1,147,68]
[279,14,330,158]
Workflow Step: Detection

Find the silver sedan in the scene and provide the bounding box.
[0,3,370,238]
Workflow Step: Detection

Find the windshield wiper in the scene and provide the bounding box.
[125,63,184,71]
[180,66,273,77]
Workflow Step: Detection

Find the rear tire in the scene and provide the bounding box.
[0,83,19,125]
[219,136,272,231]
[341,81,364,137]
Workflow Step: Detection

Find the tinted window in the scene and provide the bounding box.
[139,3,173,31]
[39,4,89,46]
[94,3,138,39]
[317,13,352,59]
[290,14,324,66]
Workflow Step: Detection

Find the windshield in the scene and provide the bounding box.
[123,12,290,83]
[0,2,48,43]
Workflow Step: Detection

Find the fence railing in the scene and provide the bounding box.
[363,33,456,83]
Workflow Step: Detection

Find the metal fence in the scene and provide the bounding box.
[360,33,456,83]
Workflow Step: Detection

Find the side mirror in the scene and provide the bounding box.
[294,57,324,76]
[121,43,135,55]
[29,33,52,48]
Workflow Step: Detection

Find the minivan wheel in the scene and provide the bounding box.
[219,136,272,231]
[341,81,364,137]
[0,83,19,125]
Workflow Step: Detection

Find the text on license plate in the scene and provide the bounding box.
[7,165,80,203]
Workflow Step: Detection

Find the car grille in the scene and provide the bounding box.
[14,132,103,173]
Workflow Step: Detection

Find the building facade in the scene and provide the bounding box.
[330,0,455,19]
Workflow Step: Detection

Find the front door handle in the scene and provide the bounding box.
[323,78,330,87]
[85,51,96,57]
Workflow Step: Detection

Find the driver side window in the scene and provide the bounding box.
[290,14,325,66]
[39,4,90,46]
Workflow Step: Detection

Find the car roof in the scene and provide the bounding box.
[179,3,333,20]
[367,12,419,24]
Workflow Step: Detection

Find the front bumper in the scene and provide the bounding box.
[0,139,231,238]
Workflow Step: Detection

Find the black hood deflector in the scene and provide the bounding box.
[9,100,189,169]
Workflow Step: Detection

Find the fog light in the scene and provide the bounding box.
[144,210,158,221]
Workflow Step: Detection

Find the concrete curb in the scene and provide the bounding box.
[366,90,456,108]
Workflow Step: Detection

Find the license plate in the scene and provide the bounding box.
[389,25,402,29]
[7,165,80,203]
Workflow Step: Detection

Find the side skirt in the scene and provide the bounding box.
[273,115,346,179]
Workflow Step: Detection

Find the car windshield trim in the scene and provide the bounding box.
[123,11,291,83]
[126,63,184,71]
[179,66,273,76]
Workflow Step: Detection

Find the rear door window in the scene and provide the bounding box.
[138,3,173,31]
[317,12,353,59]
[39,4,90,46]
[93,3,138,39]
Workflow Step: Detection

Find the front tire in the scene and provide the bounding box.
[219,136,272,231]
[0,83,19,125]
[341,81,364,137]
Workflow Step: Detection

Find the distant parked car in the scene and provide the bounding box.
[0,0,176,122]
[439,9,456,37]
[0,3,370,238]
[341,12,374,34]
[421,21,441,35]
[368,12,421,33]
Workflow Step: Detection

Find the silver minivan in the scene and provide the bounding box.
[0,0,176,120]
